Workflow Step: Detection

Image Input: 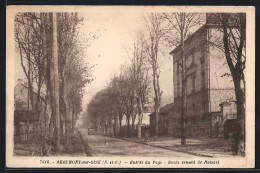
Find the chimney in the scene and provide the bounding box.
[17,78,23,84]
[24,80,28,86]
[206,13,219,25]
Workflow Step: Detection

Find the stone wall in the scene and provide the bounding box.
[170,93,211,138]
[210,89,236,112]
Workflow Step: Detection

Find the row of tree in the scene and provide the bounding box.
[15,12,93,153]
[86,13,203,139]
[87,55,151,138]
[86,12,246,155]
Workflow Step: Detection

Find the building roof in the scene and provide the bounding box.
[219,101,232,107]
[169,13,221,56]
[148,103,174,117]
[15,83,46,101]
[169,25,206,56]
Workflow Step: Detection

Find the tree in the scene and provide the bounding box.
[87,89,115,135]
[214,13,246,155]
[119,67,136,137]
[164,13,203,146]
[88,64,144,137]
[129,34,151,138]
[109,74,127,136]
[51,12,61,152]
[15,12,47,142]
[15,12,93,154]
[143,13,166,139]
[57,12,91,149]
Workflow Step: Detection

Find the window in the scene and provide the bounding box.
[192,53,195,64]
[200,57,205,64]
[177,80,180,97]
[177,61,179,74]
[202,100,206,113]
[192,103,196,121]
[201,71,205,90]
[192,75,196,93]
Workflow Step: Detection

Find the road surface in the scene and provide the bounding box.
[80,129,195,157]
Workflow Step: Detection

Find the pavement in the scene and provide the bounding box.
[119,136,236,158]
[14,131,86,156]
[79,128,196,157]
[79,128,236,158]
[14,128,236,158]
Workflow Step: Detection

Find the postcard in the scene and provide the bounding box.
[6,5,255,168]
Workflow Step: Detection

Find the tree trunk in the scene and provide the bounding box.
[180,33,187,146]
[137,98,142,139]
[119,115,122,136]
[131,115,136,136]
[153,76,161,139]
[127,116,130,137]
[63,83,72,148]
[180,78,187,146]
[113,116,117,136]
[65,98,73,150]
[137,113,142,138]
[221,14,245,155]
[52,12,61,152]
[28,83,37,143]
[72,104,76,135]
[234,77,245,156]
[34,86,41,141]
[49,114,54,138]
[154,105,159,139]
[43,93,49,138]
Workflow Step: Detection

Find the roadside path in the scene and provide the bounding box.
[79,129,197,157]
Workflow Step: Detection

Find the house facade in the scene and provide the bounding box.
[212,100,237,138]
[169,14,236,138]
[14,79,46,141]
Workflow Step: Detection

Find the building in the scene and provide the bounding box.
[169,14,236,137]
[120,107,151,136]
[14,79,45,110]
[14,79,46,141]
[149,103,174,136]
[212,100,237,138]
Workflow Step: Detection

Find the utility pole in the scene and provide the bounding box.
[52,12,61,152]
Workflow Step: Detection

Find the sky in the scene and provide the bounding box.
[14,12,174,113]
[80,12,173,111]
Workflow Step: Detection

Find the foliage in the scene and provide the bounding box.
[14,12,93,152]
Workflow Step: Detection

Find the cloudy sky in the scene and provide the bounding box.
[80,12,173,110]
[14,11,174,112]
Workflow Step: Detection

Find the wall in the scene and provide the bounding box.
[171,27,211,137]
[209,28,234,90]
[173,27,209,99]
[169,99,181,137]
[210,89,235,112]
[211,101,238,138]
[14,84,31,109]
[14,83,45,110]
[171,25,236,138]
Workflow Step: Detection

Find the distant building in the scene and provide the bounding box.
[149,103,174,136]
[121,106,151,127]
[212,100,237,138]
[169,13,236,138]
[120,106,151,136]
[14,79,46,141]
[14,78,46,110]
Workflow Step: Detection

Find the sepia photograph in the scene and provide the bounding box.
[6,6,255,168]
